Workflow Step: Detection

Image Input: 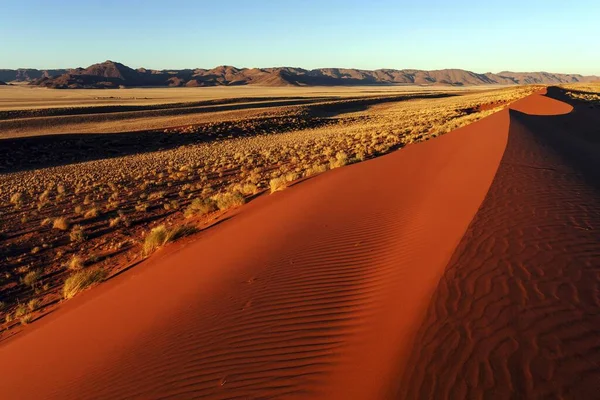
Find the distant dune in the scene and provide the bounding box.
[1,60,598,88]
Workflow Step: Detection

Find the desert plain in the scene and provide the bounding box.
[0,81,599,399]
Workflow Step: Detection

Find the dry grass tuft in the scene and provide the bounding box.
[70,224,87,242]
[27,298,41,311]
[68,255,84,271]
[143,224,199,256]
[63,269,108,299]
[269,176,288,193]
[184,198,217,218]
[22,270,42,288]
[53,217,70,231]
[213,191,245,210]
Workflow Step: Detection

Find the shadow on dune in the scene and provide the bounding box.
[396,88,600,399]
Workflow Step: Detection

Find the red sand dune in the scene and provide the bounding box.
[400,90,600,398]
[1,88,597,399]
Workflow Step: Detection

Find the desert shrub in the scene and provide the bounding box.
[143,224,199,256]
[53,217,70,231]
[184,198,217,218]
[135,203,149,212]
[165,224,199,242]
[10,192,24,206]
[329,152,348,169]
[285,172,299,182]
[68,255,84,271]
[20,314,33,325]
[305,163,328,177]
[213,191,245,210]
[63,269,108,299]
[70,225,87,243]
[15,303,28,317]
[27,298,41,311]
[239,183,259,195]
[22,270,42,288]
[84,208,99,219]
[148,191,166,200]
[5,313,14,324]
[269,176,288,193]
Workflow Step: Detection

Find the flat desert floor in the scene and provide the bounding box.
[0,84,599,399]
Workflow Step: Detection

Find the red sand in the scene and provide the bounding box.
[1,89,596,399]
[0,101,507,398]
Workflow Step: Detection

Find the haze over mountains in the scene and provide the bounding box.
[1,61,598,89]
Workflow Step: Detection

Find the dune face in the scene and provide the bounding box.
[0,97,507,398]
[400,90,600,398]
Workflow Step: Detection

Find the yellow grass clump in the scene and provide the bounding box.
[63,269,108,299]
[143,224,199,256]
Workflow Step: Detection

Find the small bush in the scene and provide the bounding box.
[269,176,287,193]
[239,183,259,195]
[184,198,217,218]
[329,152,348,169]
[27,298,41,311]
[305,163,328,177]
[22,270,42,288]
[84,208,99,219]
[53,217,70,231]
[143,225,168,255]
[109,217,121,227]
[63,269,108,299]
[10,192,24,206]
[135,203,149,212]
[70,225,87,242]
[68,255,84,271]
[20,314,33,325]
[15,303,28,317]
[143,224,199,256]
[213,191,245,210]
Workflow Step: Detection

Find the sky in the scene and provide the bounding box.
[1,0,599,74]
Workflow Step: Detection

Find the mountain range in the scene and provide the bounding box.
[1,61,597,88]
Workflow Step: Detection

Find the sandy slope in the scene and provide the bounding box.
[400,91,600,398]
[0,96,508,397]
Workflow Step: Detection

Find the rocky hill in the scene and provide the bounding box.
[4,61,597,88]
[0,68,69,82]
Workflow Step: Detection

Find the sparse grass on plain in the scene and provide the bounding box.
[0,84,541,333]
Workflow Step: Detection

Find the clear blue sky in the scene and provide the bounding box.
[1,0,598,74]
